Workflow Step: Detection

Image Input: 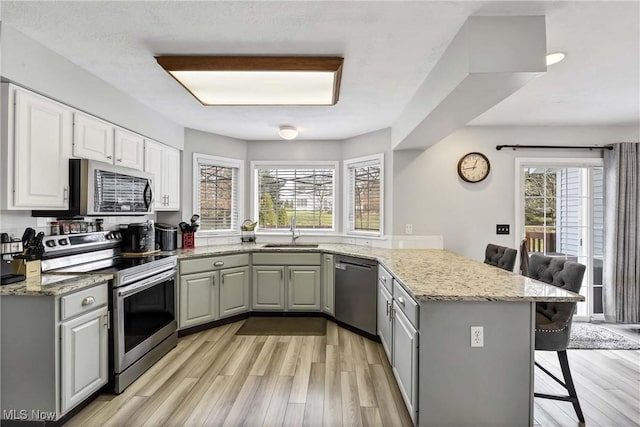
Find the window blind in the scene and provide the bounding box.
[256,166,334,230]
[346,158,381,233]
[196,163,238,232]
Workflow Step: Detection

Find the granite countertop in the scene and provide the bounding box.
[168,243,584,303]
[0,273,113,297]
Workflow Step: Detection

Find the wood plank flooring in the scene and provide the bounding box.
[66,319,640,427]
[65,320,413,427]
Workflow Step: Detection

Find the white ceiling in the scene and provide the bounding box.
[2,1,639,141]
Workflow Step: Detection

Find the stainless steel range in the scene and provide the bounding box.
[41,231,177,393]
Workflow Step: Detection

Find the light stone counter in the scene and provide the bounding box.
[0,273,113,296]
[168,243,583,303]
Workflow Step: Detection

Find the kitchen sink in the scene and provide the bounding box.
[262,243,319,248]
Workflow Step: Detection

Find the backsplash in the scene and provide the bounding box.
[0,211,155,240]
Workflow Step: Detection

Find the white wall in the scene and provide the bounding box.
[0,24,184,149]
[393,125,640,260]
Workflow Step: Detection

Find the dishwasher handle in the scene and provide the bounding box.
[335,260,375,270]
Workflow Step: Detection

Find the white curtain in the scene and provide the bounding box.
[603,142,640,323]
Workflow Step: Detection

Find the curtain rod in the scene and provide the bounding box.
[495,144,613,151]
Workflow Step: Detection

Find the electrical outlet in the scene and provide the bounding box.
[470,326,484,347]
[496,224,510,235]
[405,224,413,234]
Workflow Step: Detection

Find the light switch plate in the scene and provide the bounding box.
[496,224,510,235]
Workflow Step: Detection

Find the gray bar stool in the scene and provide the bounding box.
[527,253,586,424]
[484,243,517,271]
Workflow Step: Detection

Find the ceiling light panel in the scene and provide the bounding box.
[156,56,343,106]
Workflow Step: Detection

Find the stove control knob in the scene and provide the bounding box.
[45,240,57,248]
[58,239,69,246]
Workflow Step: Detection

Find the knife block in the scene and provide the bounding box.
[12,259,41,278]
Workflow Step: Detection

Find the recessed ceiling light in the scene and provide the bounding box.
[546,52,566,66]
[155,56,344,106]
[278,126,298,140]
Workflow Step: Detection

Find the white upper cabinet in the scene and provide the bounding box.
[114,128,144,171]
[73,113,144,171]
[144,139,180,211]
[73,112,114,163]
[11,88,72,209]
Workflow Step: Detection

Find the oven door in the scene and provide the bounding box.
[114,269,176,373]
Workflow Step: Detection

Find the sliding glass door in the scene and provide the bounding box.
[516,158,604,320]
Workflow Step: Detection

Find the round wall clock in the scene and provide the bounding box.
[457,152,490,183]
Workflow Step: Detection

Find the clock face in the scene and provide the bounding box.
[457,152,490,183]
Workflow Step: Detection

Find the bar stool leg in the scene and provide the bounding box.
[557,350,585,423]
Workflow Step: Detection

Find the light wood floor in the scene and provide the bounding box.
[65,320,640,427]
[65,320,414,427]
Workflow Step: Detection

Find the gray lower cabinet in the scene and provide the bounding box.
[61,306,109,413]
[219,266,250,317]
[392,302,419,425]
[377,282,393,361]
[252,266,286,310]
[180,271,217,328]
[178,254,250,329]
[322,254,334,315]
[251,253,322,312]
[288,266,321,311]
[1,282,109,422]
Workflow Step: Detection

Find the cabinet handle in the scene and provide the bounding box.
[63,186,69,202]
[213,261,224,267]
[289,269,292,281]
[107,155,113,160]
[82,296,95,306]
[117,158,123,162]
[280,269,283,280]
[386,300,390,316]
[382,276,387,283]
[212,275,216,286]
[397,297,406,306]
[222,274,224,285]
[390,306,395,319]
[166,195,170,205]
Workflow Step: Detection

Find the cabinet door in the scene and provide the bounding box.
[220,266,249,318]
[114,128,144,170]
[73,112,114,163]
[392,304,419,424]
[252,266,285,310]
[378,283,393,362]
[322,254,335,315]
[144,139,165,210]
[13,89,72,208]
[163,146,181,210]
[288,266,321,311]
[61,306,108,414]
[179,272,217,328]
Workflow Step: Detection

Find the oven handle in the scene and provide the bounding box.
[117,269,176,298]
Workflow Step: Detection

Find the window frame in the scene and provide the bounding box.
[343,153,384,237]
[251,161,339,234]
[192,153,244,235]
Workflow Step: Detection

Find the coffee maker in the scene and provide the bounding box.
[121,222,154,253]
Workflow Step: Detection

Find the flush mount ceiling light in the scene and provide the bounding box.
[278,126,299,140]
[155,56,344,106]
[546,52,566,66]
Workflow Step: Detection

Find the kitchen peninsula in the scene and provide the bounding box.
[1,244,582,426]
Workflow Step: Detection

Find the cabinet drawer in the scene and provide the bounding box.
[60,283,108,321]
[180,254,249,275]
[393,279,418,328]
[378,265,393,293]
[253,253,321,266]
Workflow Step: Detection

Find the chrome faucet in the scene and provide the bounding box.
[290,216,300,244]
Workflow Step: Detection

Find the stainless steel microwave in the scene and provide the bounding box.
[33,159,154,217]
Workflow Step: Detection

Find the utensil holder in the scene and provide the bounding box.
[182,232,195,249]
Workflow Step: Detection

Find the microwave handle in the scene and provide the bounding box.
[143,180,152,210]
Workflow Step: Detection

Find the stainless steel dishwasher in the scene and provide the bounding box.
[334,255,378,335]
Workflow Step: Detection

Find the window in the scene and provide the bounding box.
[344,154,384,235]
[253,163,336,232]
[193,154,243,233]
